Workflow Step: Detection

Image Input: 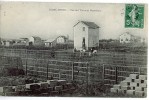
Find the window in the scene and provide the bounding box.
[126,38,128,41]
[141,80,144,83]
[133,87,135,90]
[83,27,85,31]
[127,82,130,86]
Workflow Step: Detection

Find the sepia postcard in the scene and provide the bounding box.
[0,2,148,97]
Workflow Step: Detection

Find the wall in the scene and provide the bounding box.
[74,22,88,50]
[88,28,99,49]
[56,37,65,44]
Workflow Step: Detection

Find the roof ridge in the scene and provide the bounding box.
[74,21,99,28]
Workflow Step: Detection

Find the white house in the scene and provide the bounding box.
[56,36,68,44]
[119,32,146,44]
[44,36,68,47]
[0,38,14,47]
[1,40,14,47]
[73,21,99,50]
[27,36,43,46]
[119,32,135,44]
[44,38,55,47]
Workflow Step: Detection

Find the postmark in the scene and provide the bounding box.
[125,4,144,28]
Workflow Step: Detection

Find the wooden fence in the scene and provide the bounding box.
[103,64,147,86]
[0,48,147,86]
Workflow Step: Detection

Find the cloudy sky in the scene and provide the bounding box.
[0,2,148,40]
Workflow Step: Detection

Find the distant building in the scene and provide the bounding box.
[44,36,68,47]
[56,36,68,44]
[20,38,29,44]
[119,32,146,44]
[73,21,99,50]
[119,32,135,44]
[44,38,55,47]
[27,36,43,46]
[2,40,13,47]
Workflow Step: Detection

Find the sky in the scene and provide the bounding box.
[0,2,148,40]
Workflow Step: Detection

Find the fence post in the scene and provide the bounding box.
[72,62,74,81]
[25,49,28,76]
[58,61,61,80]
[115,66,118,84]
[102,64,105,81]
[25,58,27,76]
[138,67,141,75]
[47,60,49,80]
[86,62,89,95]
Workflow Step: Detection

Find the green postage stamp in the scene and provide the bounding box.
[125,4,144,28]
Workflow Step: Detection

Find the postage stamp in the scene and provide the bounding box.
[125,4,144,28]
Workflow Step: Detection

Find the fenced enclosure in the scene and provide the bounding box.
[22,59,102,84]
[103,64,147,86]
[0,47,147,86]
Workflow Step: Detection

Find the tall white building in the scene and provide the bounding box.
[73,21,99,50]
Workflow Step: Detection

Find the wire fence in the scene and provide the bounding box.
[0,47,147,86]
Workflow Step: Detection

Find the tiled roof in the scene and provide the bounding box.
[45,35,67,43]
[32,36,41,40]
[74,21,99,29]
[81,21,99,28]
[45,38,55,43]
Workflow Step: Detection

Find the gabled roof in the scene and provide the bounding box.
[20,38,28,40]
[31,36,41,40]
[45,38,55,43]
[74,21,99,29]
[45,35,68,43]
[56,35,68,40]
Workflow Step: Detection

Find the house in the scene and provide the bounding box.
[0,38,14,47]
[44,38,55,47]
[27,36,43,46]
[73,21,99,50]
[119,32,146,44]
[13,38,29,46]
[56,36,68,44]
[119,32,135,44]
[2,40,13,47]
[44,36,68,47]
[20,38,29,44]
